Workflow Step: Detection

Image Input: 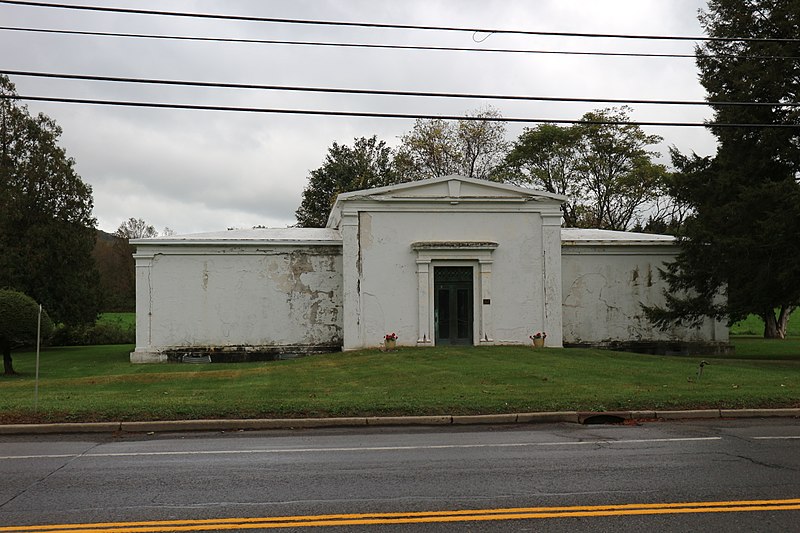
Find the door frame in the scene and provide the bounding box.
[411,241,497,347]
[433,264,476,346]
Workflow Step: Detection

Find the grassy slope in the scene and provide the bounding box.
[729,337,800,359]
[730,313,800,336]
[96,312,135,330]
[1,340,797,423]
[103,313,798,336]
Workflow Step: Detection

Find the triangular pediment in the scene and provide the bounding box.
[327,175,565,228]
[336,175,565,202]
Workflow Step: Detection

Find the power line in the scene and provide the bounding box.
[2,0,799,44]
[4,70,797,108]
[0,26,686,59]
[3,94,798,128]
[3,26,798,61]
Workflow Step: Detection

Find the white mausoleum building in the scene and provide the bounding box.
[130,176,728,363]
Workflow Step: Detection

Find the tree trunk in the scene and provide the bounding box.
[762,307,793,339]
[2,338,15,376]
[776,306,795,339]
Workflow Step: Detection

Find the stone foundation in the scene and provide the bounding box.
[130,343,342,364]
[564,340,734,356]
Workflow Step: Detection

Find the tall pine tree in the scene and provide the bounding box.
[646,1,800,338]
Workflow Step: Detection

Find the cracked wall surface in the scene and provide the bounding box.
[134,245,342,359]
[354,210,552,348]
[561,245,727,344]
[131,177,727,359]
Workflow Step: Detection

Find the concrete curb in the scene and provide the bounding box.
[517,412,579,424]
[654,409,722,420]
[0,422,122,435]
[1,409,798,435]
[366,415,452,426]
[452,414,517,425]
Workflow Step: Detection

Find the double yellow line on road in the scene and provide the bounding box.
[3,499,800,531]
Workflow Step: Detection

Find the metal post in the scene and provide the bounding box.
[34,304,41,411]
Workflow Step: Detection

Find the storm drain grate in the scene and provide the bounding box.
[581,414,627,425]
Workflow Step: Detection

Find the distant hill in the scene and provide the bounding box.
[93,229,135,312]
[95,229,118,244]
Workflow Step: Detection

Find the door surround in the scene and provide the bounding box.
[411,241,497,346]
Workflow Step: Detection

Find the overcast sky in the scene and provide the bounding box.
[1,0,715,234]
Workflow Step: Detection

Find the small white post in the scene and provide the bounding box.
[34,304,41,411]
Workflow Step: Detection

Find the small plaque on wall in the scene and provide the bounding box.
[483,299,491,305]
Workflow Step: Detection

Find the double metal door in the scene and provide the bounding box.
[434,267,473,345]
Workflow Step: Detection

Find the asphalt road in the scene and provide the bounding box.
[1,418,799,532]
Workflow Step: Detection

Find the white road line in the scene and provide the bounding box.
[752,436,800,440]
[0,453,76,460]
[0,437,721,460]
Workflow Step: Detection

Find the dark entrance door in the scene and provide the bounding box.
[434,266,473,345]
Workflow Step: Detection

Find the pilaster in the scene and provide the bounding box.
[130,251,164,363]
[541,213,563,347]
[340,212,362,350]
[478,260,494,345]
[416,261,432,345]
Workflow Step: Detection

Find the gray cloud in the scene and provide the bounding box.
[1,0,714,234]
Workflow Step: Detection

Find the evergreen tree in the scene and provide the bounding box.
[646,1,800,338]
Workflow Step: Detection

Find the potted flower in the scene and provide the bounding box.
[529,331,547,348]
[384,332,398,351]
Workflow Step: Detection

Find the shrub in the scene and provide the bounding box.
[0,289,54,375]
[50,321,135,346]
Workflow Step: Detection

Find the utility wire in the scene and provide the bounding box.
[3,26,799,60]
[4,70,797,108]
[2,0,799,44]
[3,94,798,128]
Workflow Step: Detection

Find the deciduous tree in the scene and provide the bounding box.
[0,75,100,325]
[503,123,585,227]
[114,218,158,239]
[395,107,508,181]
[502,107,669,230]
[295,136,397,228]
[575,108,669,231]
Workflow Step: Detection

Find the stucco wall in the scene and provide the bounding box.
[130,178,729,362]
[561,244,728,346]
[131,244,342,362]
[347,209,560,348]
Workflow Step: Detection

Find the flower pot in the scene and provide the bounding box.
[532,337,545,348]
[384,339,397,351]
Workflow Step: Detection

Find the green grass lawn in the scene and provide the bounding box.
[97,312,797,343]
[97,312,135,330]
[730,313,800,336]
[728,337,800,359]
[1,339,797,424]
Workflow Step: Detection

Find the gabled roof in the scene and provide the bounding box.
[327,175,566,228]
